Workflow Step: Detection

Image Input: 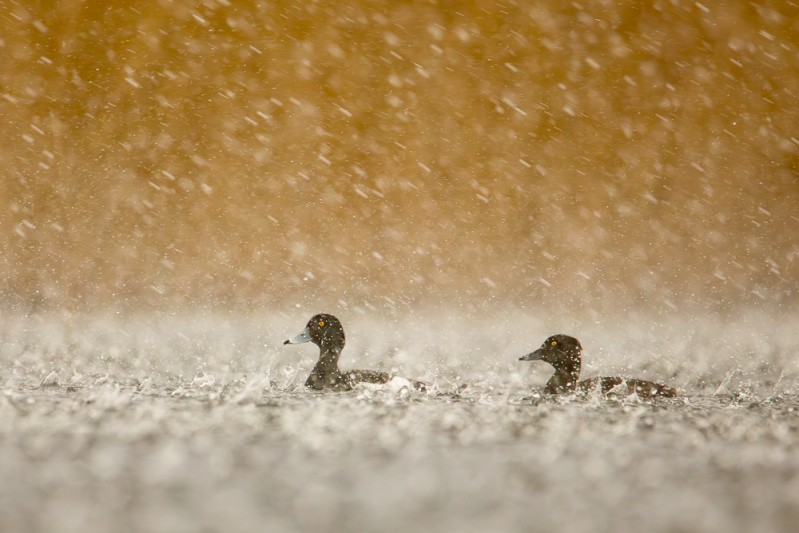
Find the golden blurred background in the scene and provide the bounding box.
[1,0,798,315]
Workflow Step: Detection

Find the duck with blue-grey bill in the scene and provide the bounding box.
[285,313,426,392]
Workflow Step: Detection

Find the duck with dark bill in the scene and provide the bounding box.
[519,334,677,398]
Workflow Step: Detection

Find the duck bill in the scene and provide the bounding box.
[284,327,312,345]
[519,348,545,361]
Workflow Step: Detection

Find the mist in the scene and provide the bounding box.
[3,1,797,315]
[2,3,799,533]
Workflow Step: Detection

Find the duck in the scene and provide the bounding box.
[519,334,677,398]
[284,313,426,392]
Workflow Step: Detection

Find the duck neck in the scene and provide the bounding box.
[305,345,345,390]
[313,344,343,374]
[546,355,581,394]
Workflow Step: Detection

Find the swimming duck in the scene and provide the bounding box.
[519,334,677,398]
[284,313,425,392]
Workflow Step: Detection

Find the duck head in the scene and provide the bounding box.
[284,313,346,351]
[519,334,582,371]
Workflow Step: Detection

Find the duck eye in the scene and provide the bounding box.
[318,320,325,327]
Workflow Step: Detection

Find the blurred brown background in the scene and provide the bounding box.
[1,1,797,314]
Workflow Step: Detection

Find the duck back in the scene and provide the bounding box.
[579,376,677,398]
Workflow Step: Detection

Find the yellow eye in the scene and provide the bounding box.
[550,340,558,347]
[318,321,325,327]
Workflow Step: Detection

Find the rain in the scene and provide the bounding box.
[1,1,798,532]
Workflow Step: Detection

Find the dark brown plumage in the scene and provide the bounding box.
[519,334,677,398]
[284,313,425,392]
